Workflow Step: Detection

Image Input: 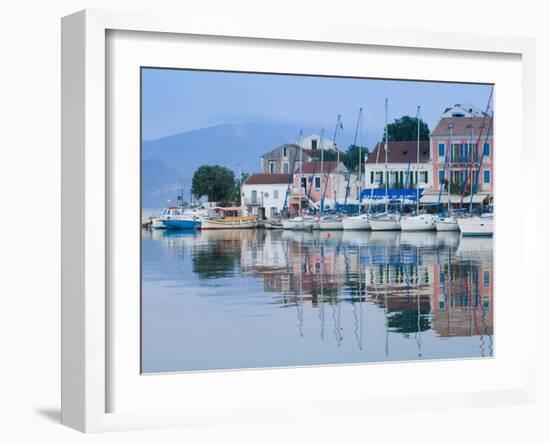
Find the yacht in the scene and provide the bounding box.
[368,213,401,231]
[457,213,493,236]
[400,213,436,231]
[318,214,343,230]
[150,206,184,229]
[342,213,371,230]
[435,216,459,231]
[281,216,315,230]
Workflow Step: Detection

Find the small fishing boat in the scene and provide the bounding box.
[200,207,257,230]
[318,214,343,230]
[150,206,184,229]
[457,213,493,236]
[400,214,436,231]
[162,218,201,230]
[435,216,459,231]
[368,213,401,231]
[342,213,370,230]
[281,216,315,230]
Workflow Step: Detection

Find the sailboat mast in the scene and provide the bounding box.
[319,129,325,215]
[354,107,363,214]
[298,130,303,213]
[384,98,389,214]
[416,105,420,214]
[334,114,342,210]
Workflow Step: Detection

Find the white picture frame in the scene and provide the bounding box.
[61,9,538,433]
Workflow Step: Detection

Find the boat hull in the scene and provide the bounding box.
[369,218,401,231]
[435,218,459,231]
[457,217,494,236]
[341,217,370,230]
[282,220,314,230]
[162,219,201,230]
[318,220,343,230]
[201,218,257,229]
[400,216,436,231]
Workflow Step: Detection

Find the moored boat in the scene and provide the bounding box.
[281,216,315,230]
[369,213,401,231]
[435,216,459,231]
[150,206,184,229]
[200,207,257,230]
[342,214,370,230]
[162,218,201,230]
[400,214,436,231]
[318,214,343,230]
[457,214,493,236]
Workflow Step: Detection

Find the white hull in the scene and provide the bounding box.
[400,215,436,231]
[151,218,167,229]
[201,218,257,229]
[318,220,343,230]
[282,219,314,230]
[435,217,459,231]
[457,217,493,236]
[369,217,401,231]
[341,216,371,230]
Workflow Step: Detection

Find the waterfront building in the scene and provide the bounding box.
[297,133,338,151]
[427,105,494,206]
[260,144,312,174]
[241,173,292,219]
[290,161,360,211]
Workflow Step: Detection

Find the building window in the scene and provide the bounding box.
[483,169,490,184]
[273,190,279,199]
[269,161,276,174]
[370,171,374,184]
[315,177,321,188]
[438,143,445,157]
[283,146,288,157]
[484,271,490,287]
[420,171,428,184]
[311,139,318,150]
[300,177,307,188]
[438,170,445,183]
[251,190,257,203]
[483,142,490,156]
[283,162,289,173]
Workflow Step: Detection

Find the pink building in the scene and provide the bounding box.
[430,109,494,197]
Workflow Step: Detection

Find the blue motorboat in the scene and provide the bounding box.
[162,218,201,230]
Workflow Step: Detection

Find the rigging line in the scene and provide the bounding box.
[459,86,494,209]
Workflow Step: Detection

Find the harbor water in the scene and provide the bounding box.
[141,228,493,373]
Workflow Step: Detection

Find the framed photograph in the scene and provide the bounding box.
[61,9,537,433]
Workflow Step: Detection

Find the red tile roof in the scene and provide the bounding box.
[244,173,292,185]
[366,141,430,164]
[296,161,343,174]
[431,116,493,137]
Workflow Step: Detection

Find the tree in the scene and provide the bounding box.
[384,116,430,142]
[191,165,236,203]
[344,145,369,172]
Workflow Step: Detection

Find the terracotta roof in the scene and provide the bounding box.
[366,141,430,164]
[244,173,292,185]
[296,161,345,174]
[431,116,493,137]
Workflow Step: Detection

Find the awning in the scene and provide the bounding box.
[419,192,491,205]
[360,188,423,203]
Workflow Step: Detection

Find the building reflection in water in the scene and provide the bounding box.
[143,227,493,358]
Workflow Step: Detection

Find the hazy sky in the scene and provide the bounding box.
[142,68,493,148]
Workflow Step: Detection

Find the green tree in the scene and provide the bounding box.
[191,165,236,203]
[344,145,369,172]
[384,116,430,142]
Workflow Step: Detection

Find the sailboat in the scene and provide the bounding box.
[369,99,401,231]
[457,212,493,236]
[318,118,344,230]
[400,106,436,232]
[342,107,371,231]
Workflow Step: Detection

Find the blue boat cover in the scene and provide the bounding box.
[360,188,424,203]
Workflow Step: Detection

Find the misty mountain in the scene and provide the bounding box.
[141,123,316,207]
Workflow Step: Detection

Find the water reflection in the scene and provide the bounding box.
[141,228,493,372]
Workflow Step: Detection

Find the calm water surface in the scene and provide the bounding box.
[141,228,493,373]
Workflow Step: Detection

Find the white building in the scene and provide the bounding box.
[364,141,432,190]
[297,133,338,151]
[241,173,292,219]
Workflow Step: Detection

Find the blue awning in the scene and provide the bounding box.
[360,188,424,203]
